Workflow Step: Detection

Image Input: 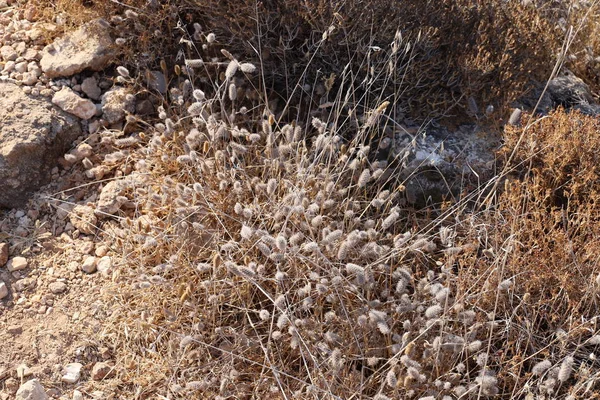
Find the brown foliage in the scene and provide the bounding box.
[186,0,560,121]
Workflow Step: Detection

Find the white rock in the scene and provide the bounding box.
[96,256,112,277]
[0,281,8,299]
[15,61,27,73]
[52,87,96,120]
[61,363,83,384]
[72,389,84,400]
[41,19,115,78]
[1,45,17,61]
[16,379,48,400]
[81,76,101,100]
[2,60,15,72]
[81,256,97,273]
[22,72,37,86]
[7,256,27,272]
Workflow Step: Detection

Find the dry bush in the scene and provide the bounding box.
[448,109,600,398]
[86,48,514,398]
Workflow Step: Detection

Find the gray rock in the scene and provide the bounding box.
[519,72,600,116]
[101,87,135,124]
[16,379,48,400]
[135,99,154,116]
[49,281,67,294]
[0,81,81,208]
[392,124,498,207]
[81,76,101,100]
[41,19,116,78]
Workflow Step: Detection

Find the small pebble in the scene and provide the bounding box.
[48,281,67,294]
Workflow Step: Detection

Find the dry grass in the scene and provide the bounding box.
[26,0,600,398]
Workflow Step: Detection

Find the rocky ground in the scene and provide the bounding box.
[0,2,140,398]
[2,1,600,399]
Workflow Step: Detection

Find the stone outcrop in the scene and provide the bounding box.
[40,19,116,78]
[0,81,81,208]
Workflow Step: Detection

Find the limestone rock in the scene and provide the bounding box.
[101,87,135,124]
[81,256,97,274]
[15,379,47,400]
[52,87,96,120]
[41,19,115,78]
[0,45,17,62]
[96,256,112,277]
[7,256,27,272]
[61,363,82,384]
[0,81,81,208]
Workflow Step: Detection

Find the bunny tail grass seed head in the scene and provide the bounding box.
[225,60,239,79]
[240,62,257,73]
[558,356,574,382]
[188,102,203,116]
[186,59,204,68]
[357,169,371,188]
[192,89,205,101]
[117,66,130,78]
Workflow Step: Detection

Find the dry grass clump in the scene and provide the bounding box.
[87,47,520,398]
[447,109,600,398]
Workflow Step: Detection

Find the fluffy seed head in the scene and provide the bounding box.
[117,66,130,78]
[240,63,256,73]
[558,356,574,382]
[225,61,239,79]
[186,59,204,68]
[357,169,371,188]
